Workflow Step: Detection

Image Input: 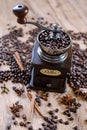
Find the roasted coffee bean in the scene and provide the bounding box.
[64,121,69,125]
[19,121,24,126]
[42,123,46,127]
[12,115,15,120]
[85,119,87,122]
[58,119,63,123]
[38,128,42,130]
[6,124,11,130]
[47,124,53,129]
[77,103,81,107]
[47,102,52,107]
[22,114,27,121]
[54,108,59,113]
[51,119,58,124]
[48,110,54,115]
[28,126,34,130]
[19,121,26,127]
[69,108,77,113]
[50,125,57,130]
[12,86,16,91]
[73,126,80,130]
[47,118,54,125]
[44,127,50,130]
[13,121,18,125]
[53,115,58,120]
[68,117,74,121]
[15,113,20,118]
[51,114,58,120]
[63,110,71,117]
[44,116,49,122]
[26,121,31,124]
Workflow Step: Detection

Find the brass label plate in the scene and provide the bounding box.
[40,69,61,76]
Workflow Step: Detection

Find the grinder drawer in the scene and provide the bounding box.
[34,76,66,89]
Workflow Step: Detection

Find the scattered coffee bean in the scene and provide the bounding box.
[77,103,81,107]
[12,115,15,120]
[73,126,80,130]
[58,119,63,123]
[63,110,71,117]
[48,110,54,115]
[52,115,58,120]
[12,86,16,91]
[68,117,74,121]
[84,119,87,126]
[69,107,77,113]
[38,128,42,130]
[13,120,18,125]
[6,124,11,130]
[47,118,54,125]
[26,121,31,124]
[64,121,69,125]
[19,121,26,127]
[54,108,59,113]
[42,123,46,127]
[44,116,49,122]
[22,114,27,121]
[28,126,34,130]
[19,121,24,126]
[47,103,52,107]
[15,113,20,118]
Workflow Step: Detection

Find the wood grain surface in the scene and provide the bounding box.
[0,0,87,130]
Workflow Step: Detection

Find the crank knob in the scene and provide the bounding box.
[13,3,29,24]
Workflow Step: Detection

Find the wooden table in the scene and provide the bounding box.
[0,0,87,130]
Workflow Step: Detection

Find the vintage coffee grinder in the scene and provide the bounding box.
[13,4,72,93]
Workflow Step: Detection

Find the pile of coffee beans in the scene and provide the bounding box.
[0,25,33,85]
[39,30,71,50]
[67,31,87,99]
[67,43,87,89]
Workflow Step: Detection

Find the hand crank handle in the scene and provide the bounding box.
[13,3,60,33]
